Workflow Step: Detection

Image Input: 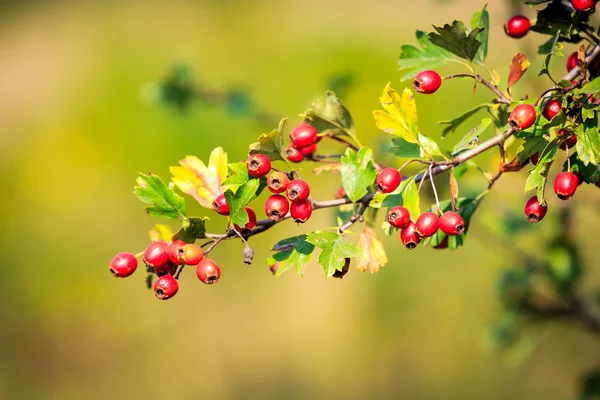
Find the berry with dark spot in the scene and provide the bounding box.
[415,212,440,238]
[439,211,465,236]
[524,196,547,223]
[154,275,179,300]
[212,194,230,215]
[376,168,401,193]
[286,145,304,163]
[400,222,421,249]
[196,259,221,284]
[267,171,290,194]
[286,179,310,203]
[265,194,289,221]
[167,240,187,265]
[177,243,204,265]
[508,104,536,130]
[387,206,411,229]
[413,70,442,94]
[246,154,271,178]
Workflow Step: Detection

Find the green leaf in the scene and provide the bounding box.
[452,118,491,155]
[134,173,187,221]
[398,30,454,81]
[538,30,563,77]
[470,4,489,65]
[524,143,558,205]
[579,76,600,94]
[248,118,287,161]
[530,2,588,44]
[438,103,493,137]
[370,176,420,221]
[341,148,378,203]
[564,153,600,184]
[389,137,421,158]
[428,20,483,61]
[301,91,356,142]
[516,136,550,164]
[307,231,362,278]
[267,235,315,277]
[575,119,600,166]
[222,162,251,194]
[418,133,443,157]
[172,216,208,242]
[224,179,260,227]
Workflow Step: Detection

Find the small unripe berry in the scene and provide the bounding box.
[290,123,318,148]
[110,252,138,277]
[144,241,169,268]
[554,172,579,200]
[415,212,440,238]
[400,222,421,249]
[267,171,290,193]
[387,206,411,229]
[567,52,578,71]
[524,196,547,223]
[530,152,539,165]
[572,0,595,12]
[439,211,465,236]
[504,15,531,38]
[286,145,304,163]
[154,275,179,300]
[413,70,442,94]
[264,194,289,221]
[177,243,204,265]
[167,240,187,265]
[246,154,271,178]
[212,193,230,215]
[286,179,310,203]
[376,168,401,193]
[300,143,317,156]
[196,258,221,284]
[542,99,562,121]
[558,129,577,150]
[234,206,257,233]
[290,200,313,223]
[508,104,536,130]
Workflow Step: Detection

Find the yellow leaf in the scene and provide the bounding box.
[170,147,228,209]
[357,226,388,274]
[373,83,419,144]
[149,224,173,242]
[313,163,341,175]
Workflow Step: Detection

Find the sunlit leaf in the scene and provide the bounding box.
[397,30,455,81]
[439,103,493,137]
[134,173,187,221]
[471,4,489,65]
[301,91,357,142]
[507,53,530,89]
[575,119,600,166]
[524,142,558,205]
[341,147,378,203]
[452,118,492,155]
[149,224,173,242]
[373,84,419,144]
[356,226,388,273]
[222,161,251,194]
[172,216,208,242]
[224,179,260,227]
[267,235,315,277]
[306,231,363,278]
[428,20,483,61]
[248,118,287,161]
[370,176,420,221]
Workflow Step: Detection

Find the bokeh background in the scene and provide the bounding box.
[2,0,600,398]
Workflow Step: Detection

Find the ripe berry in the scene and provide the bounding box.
[212,193,230,215]
[567,52,578,71]
[154,275,178,300]
[155,262,176,277]
[196,258,221,284]
[144,241,169,268]
[554,172,579,200]
[286,179,310,203]
[300,143,317,156]
[400,222,421,249]
[387,206,411,229]
[542,99,562,121]
[524,196,547,223]
[167,240,186,265]
[433,236,449,250]
[286,145,304,163]
[530,152,539,165]
[234,206,257,233]
[439,211,465,236]
[290,200,313,223]
[110,252,138,277]
[558,129,577,150]
[572,0,595,12]
[246,154,271,178]
[290,123,318,148]
[336,186,347,199]
[177,243,204,265]
[265,194,289,221]
[267,171,290,193]
[413,70,442,94]
[504,15,531,38]
[508,104,536,131]
[376,168,401,193]
[415,212,440,238]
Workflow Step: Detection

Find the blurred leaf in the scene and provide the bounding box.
[579,77,600,94]
[397,30,455,81]
[313,163,342,175]
[470,4,489,65]
[428,20,483,61]
[564,153,600,184]
[307,231,363,278]
[516,136,549,164]
[439,103,493,137]
[149,224,174,242]
[580,367,600,399]
[391,133,443,158]
[341,148,377,203]
[452,118,491,155]
[547,243,580,292]
[449,170,459,209]
[172,216,208,242]
[301,91,356,141]
[267,235,315,277]
[524,143,558,205]
[507,53,530,89]
[496,268,531,308]
[373,84,419,144]
[370,176,420,221]
[224,179,260,227]
[530,1,588,42]
[248,118,287,161]
[356,226,388,273]
[222,162,251,194]
[538,31,562,82]
[418,134,443,157]
[582,105,596,122]
[576,118,600,166]
[134,173,187,221]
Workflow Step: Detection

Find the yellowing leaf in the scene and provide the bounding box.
[170,147,228,209]
[357,226,388,274]
[507,53,529,89]
[149,224,173,242]
[373,83,419,144]
[313,163,342,175]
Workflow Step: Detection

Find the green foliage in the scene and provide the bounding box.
[579,77,600,94]
[538,30,563,79]
[576,118,600,166]
[134,173,188,222]
[564,154,600,184]
[172,217,208,242]
[524,142,558,205]
[517,136,550,164]
[398,30,454,81]
[452,118,492,155]
[428,20,484,62]
[470,5,489,65]
[439,103,494,137]
[248,118,287,162]
[341,148,377,203]
[267,235,315,277]
[306,231,362,278]
[222,161,251,194]
[301,91,358,144]
[224,179,260,227]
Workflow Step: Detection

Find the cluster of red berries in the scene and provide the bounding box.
[110,241,221,300]
[285,123,320,163]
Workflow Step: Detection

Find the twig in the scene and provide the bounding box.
[443,73,511,104]
[338,203,368,234]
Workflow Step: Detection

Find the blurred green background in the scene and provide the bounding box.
[2,0,600,399]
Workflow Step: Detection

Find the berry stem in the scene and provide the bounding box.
[338,203,368,234]
[442,73,511,104]
[428,167,441,213]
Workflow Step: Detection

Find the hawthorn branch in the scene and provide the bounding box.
[338,203,368,234]
[443,73,511,104]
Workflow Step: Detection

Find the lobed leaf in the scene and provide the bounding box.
[564,153,600,184]
[397,30,454,81]
[516,136,550,164]
[356,226,388,274]
[301,91,356,142]
[373,84,419,144]
[575,119,600,166]
[172,216,208,243]
[306,232,363,278]
[248,118,287,162]
[507,53,530,89]
[428,20,483,61]
[224,179,260,227]
[134,173,187,221]
[267,235,315,277]
[341,148,378,203]
[222,162,251,194]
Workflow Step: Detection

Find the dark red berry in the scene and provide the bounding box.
[439,211,465,236]
[554,172,579,200]
[567,52,578,71]
[264,194,289,221]
[286,145,304,163]
[196,258,221,284]
[290,200,313,223]
[542,99,562,121]
[177,243,204,265]
[167,240,186,265]
[286,179,310,203]
[400,222,421,249]
[508,104,536,130]
[558,129,577,150]
[154,275,178,300]
[504,15,531,38]
[234,206,257,233]
[572,0,595,12]
[267,171,290,194]
[524,196,547,223]
[290,123,318,148]
[300,143,317,156]
[335,186,347,199]
[530,152,539,165]
[212,193,230,215]
[246,154,271,178]
[144,241,169,268]
[415,212,439,238]
[110,252,138,277]
[387,206,411,229]
[433,236,449,250]
[413,70,442,94]
[376,168,401,193]
[155,262,176,277]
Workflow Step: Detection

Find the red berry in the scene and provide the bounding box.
[177,243,204,265]
[530,152,539,165]
[267,171,290,193]
[286,145,304,163]
[264,194,289,221]
[300,143,317,156]
[154,275,178,300]
[144,241,169,268]
[524,196,547,223]
[433,236,449,250]
[376,168,401,193]
[415,212,440,238]
[167,240,186,265]
[246,154,271,178]
[336,186,347,199]
[504,15,531,38]
[290,123,318,148]
[387,206,411,229]
[212,193,230,215]
[290,200,313,223]
[234,206,257,233]
[155,262,176,277]
[413,70,442,94]
[400,222,421,249]
[439,211,465,236]
[554,172,579,200]
[542,99,562,121]
[196,258,221,284]
[508,104,536,130]
[286,179,310,203]
[110,252,138,278]
[558,129,577,150]
[572,0,595,12]
[567,52,578,71]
